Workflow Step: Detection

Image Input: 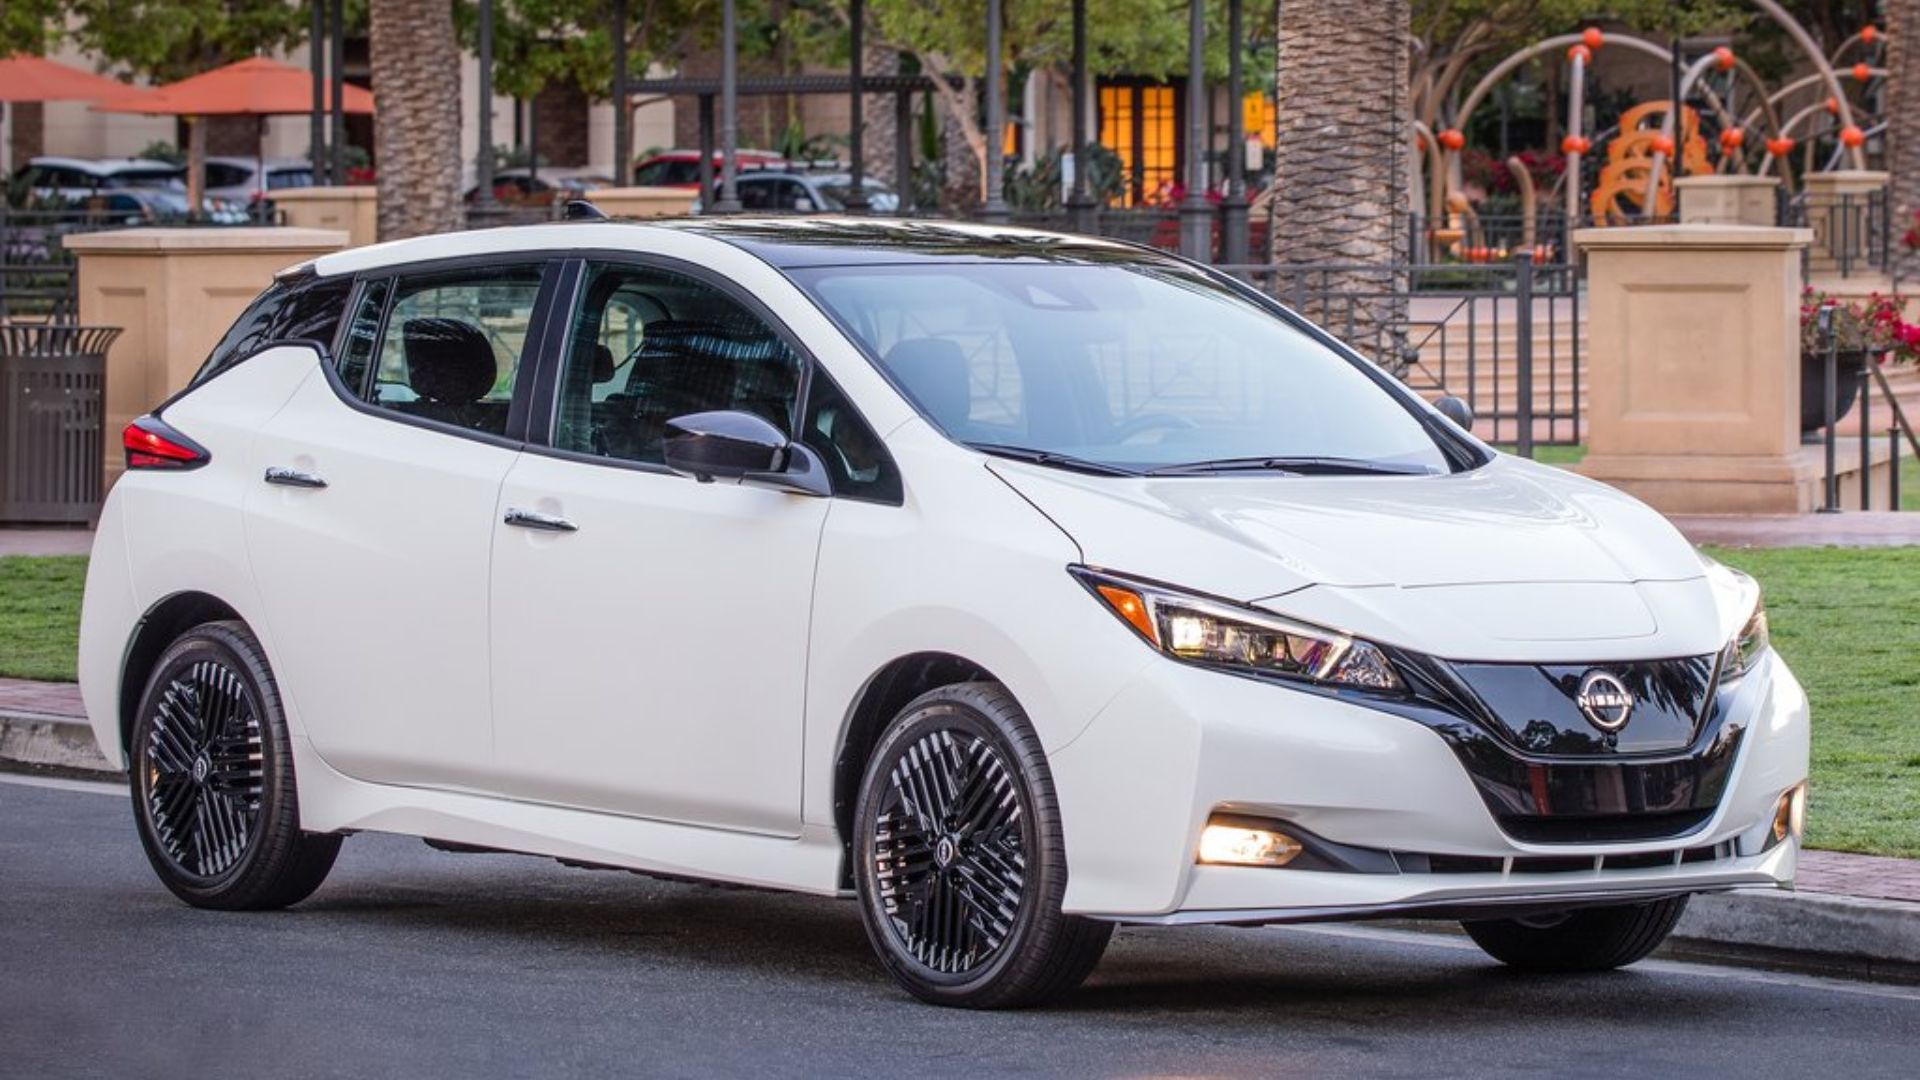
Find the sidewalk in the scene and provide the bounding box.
[0,528,93,557]
[3,672,1916,981]
[1672,512,1920,548]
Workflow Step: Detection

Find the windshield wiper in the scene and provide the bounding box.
[1147,455,1437,477]
[966,442,1140,477]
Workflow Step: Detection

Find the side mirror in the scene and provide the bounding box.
[1433,394,1474,432]
[662,410,829,497]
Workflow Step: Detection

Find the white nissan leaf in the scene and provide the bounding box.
[79,219,1808,1008]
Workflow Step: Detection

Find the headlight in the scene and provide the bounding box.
[1721,599,1770,681]
[1070,566,1404,691]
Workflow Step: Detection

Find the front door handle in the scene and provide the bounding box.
[263,466,327,489]
[503,507,579,533]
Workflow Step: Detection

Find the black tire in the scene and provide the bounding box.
[853,681,1112,1008]
[129,620,341,910]
[1462,895,1690,972]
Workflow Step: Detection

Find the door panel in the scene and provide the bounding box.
[488,258,828,834]
[244,373,518,788]
[489,459,827,832]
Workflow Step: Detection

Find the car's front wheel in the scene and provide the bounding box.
[129,620,341,910]
[1462,895,1690,972]
[853,681,1111,1008]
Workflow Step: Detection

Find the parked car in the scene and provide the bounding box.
[81,219,1807,1010]
[79,187,250,225]
[204,156,316,204]
[694,171,900,214]
[464,166,613,207]
[13,155,184,202]
[631,148,785,188]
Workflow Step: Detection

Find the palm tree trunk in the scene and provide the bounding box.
[1269,0,1411,370]
[370,0,463,240]
[1886,0,1920,261]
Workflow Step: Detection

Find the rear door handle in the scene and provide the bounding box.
[263,466,327,489]
[503,507,578,533]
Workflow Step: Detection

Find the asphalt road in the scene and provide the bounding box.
[5,772,1919,1080]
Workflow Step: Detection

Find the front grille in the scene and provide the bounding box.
[1390,839,1735,876]
[1448,655,1719,757]
[1498,808,1715,844]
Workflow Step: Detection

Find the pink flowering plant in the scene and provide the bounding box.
[1799,288,1920,363]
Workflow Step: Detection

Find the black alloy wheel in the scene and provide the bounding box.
[854,681,1111,1008]
[131,621,340,909]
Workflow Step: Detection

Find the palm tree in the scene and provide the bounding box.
[369,0,463,240]
[1268,0,1412,369]
[1888,1,1920,254]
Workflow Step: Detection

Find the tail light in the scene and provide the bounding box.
[123,414,210,470]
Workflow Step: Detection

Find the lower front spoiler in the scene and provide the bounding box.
[1102,884,1735,927]
[1090,842,1795,927]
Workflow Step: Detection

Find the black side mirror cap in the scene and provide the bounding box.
[1433,394,1474,432]
[662,410,829,497]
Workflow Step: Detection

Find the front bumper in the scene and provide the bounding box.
[1048,649,1810,921]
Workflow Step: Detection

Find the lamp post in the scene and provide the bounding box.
[844,0,870,212]
[328,0,344,185]
[981,0,1009,222]
[612,0,630,187]
[473,0,500,220]
[715,0,742,213]
[310,0,326,184]
[1220,0,1249,265]
[1177,0,1211,259]
[1065,0,1095,234]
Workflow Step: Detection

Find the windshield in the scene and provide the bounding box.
[789,261,1452,475]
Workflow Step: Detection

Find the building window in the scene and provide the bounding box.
[1098,81,1180,207]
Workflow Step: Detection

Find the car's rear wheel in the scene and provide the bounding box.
[1462,895,1690,972]
[130,620,341,910]
[853,681,1111,1008]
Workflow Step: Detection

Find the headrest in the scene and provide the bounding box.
[404,318,496,404]
[882,338,970,430]
[592,343,616,384]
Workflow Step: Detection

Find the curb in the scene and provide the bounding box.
[4,713,1916,984]
[0,712,114,775]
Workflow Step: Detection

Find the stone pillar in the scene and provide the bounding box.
[1675,175,1781,227]
[583,186,697,218]
[1575,225,1833,514]
[271,187,378,248]
[1800,169,1889,279]
[63,227,348,489]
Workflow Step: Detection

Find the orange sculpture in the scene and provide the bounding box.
[1590,102,1711,223]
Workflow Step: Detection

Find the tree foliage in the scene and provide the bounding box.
[64,0,318,83]
[455,0,715,101]
[0,0,66,57]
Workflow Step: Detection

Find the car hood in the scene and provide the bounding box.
[988,454,1705,601]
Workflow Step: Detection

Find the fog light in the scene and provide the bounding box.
[1198,817,1304,867]
[1771,782,1808,847]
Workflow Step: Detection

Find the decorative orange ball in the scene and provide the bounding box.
[1765,136,1795,157]
[1582,27,1605,50]
[1560,135,1591,155]
[1826,95,1841,114]
[1437,128,1466,151]
[1841,125,1867,148]
[1719,128,1746,150]
[1853,62,1873,82]
[1713,46,1736,71]
[1568,44,1592,64]
[1862,26,1879,45]
[1650,134,1676,156]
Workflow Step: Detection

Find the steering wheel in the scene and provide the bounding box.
[1113,413,1198,443]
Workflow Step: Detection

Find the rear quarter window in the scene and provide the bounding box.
[193,272,354,386]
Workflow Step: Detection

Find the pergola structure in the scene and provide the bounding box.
[302,0,1249,260]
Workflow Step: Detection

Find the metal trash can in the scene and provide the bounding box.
[0,324,119,524]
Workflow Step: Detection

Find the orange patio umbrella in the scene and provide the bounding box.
[0,54,135,103]
[94,56,374,209]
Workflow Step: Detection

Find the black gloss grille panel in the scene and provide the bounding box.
[1498,808,1715,844]
[1449,655,1718,757]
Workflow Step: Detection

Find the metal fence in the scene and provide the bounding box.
[1785,187,1895,282]
[1224,257,1584,453]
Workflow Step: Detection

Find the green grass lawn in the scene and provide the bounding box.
[0,555,86,683]
[1703,545,1920,858]
[1,548,1915,856]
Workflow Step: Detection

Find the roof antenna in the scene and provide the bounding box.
[563,199,608,221]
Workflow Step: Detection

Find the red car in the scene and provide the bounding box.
[633,149,786,188]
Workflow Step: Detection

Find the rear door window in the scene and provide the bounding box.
[354,264,547,438]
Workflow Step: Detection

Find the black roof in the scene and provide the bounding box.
[665,216,1181,270]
